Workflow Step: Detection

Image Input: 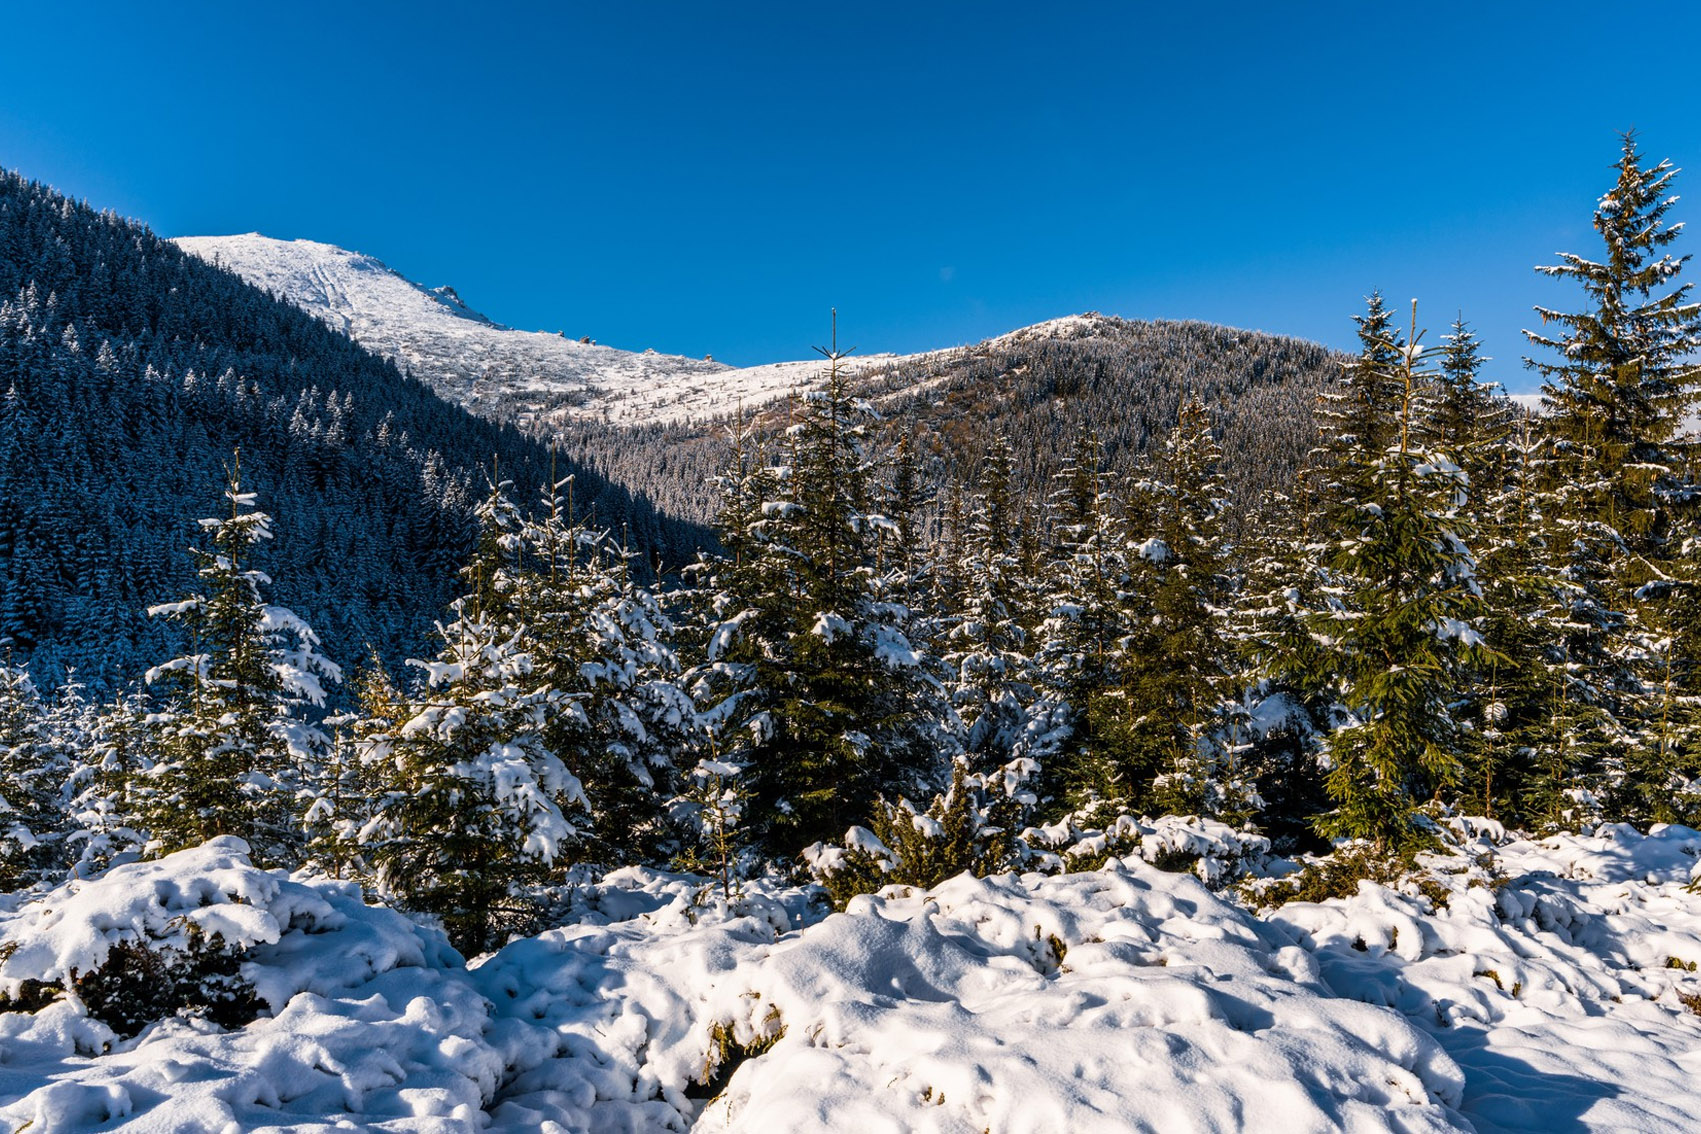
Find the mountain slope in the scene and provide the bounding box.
[174,234,874,428]
[0,173,706,688]
[563,314,1342,530]
[174,236,1346,537]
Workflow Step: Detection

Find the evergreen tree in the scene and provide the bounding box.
[0,661,70,887]
[1026,428,1127,818]
[943,435,1033,769]
[342,480,586,955]
[1466,419,1562,824]
[522,472,697,865]
[1098,397,1251,820]
[1524,132,1701,821]
[689,319,942,855]
[1261,302,1488,848]
[137,462,341,864]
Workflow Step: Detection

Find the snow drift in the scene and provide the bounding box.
[1,826,1700,1131]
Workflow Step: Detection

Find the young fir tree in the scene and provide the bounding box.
[1232,487,1334,852]
[0,661,71,887]
[1264,301,1489,849]
[1025,428,1127,819]
[1524,132,1701,822]
[690,319,941,856]
[943,435,1033,770]
[522,472,696,865]
[63,688,150,875]
[1466,417,1562,824]
[1100,396,1251,821]
[344,478,586,956]
[138,460,341,865]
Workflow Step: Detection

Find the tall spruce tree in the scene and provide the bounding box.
[943,435,1033,769]
[690,319,941,855]
[1524,132,1701,822]
[137,461,341,865]
[1262,301,1488,848]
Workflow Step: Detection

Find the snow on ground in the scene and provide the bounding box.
[171,235,891,429]
[2,826,1701,1131]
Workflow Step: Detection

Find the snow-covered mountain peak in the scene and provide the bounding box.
[173,233,801,429]
[174,234,1186,435]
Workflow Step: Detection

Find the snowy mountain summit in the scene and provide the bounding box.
[173,234,859,429]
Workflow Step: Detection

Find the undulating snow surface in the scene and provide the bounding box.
[4,826,1701,1131]
[171,235,889,429]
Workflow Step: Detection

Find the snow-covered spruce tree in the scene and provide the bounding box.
[943,435,1034,770]
[1264,302,1488,850]
[1525,132,1701,823]
[1230,488,1333,852]
[63,688,150,874]
[1420,316,1509,481]
[0,660,72,887]
[1465,418,1566,825]
[342,478,586,956]
[1238,299,1418,848]
[1093,396,1254,821]
[138,462,341,866]
[521,472,696,865]
[689,320,943,857]
[1024,428,1128,820]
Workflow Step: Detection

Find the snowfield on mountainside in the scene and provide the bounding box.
[173,234,891,430]
[3,821,1701,1133]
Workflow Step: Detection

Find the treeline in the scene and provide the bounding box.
[0,169,706,690]
[0,134,1696,956]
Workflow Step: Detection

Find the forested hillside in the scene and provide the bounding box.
[561,314,1340,529]
[0,171,706,687]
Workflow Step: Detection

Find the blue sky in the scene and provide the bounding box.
[3,3,1698,388]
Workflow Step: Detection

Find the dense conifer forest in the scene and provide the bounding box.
[0,170,707,689]
[558,315,1340,531]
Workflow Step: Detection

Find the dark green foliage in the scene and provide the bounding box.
[1523,132,1701,825]
[339,483,585,956]
[70,930,261,1039]
[137,468,338,865]
[810,758,1029,910]
[690,329,942,856]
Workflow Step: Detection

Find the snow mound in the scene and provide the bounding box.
[1269,822,1701,1134]
[8,829,1701,1130]
[479,858,1464,1132]
[0,839,509,1133]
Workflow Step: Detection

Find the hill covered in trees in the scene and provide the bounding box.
[562,314,1342,530]
[0,171,707,688]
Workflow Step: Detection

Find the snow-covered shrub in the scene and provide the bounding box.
[1021,810,1270,887]
[805,756,1035,908]
[0,839,286,1036]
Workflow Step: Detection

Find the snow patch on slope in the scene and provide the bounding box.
[173,234,868,429]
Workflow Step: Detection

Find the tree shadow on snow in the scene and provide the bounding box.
[1300,945,1622,1134]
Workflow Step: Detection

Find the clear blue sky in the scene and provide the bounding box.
[3,2,1698,389]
